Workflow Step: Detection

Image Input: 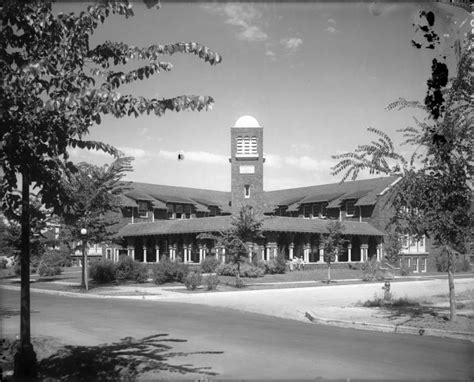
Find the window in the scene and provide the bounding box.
[138,201,148,217]
[346,200,356,216]
[412,257,419,273]
[420,258,427,272]
[184,204,192,219]
[402,234,409,248]
[303,205,312,218]
[244,185,250,198]
[321,202,328,218]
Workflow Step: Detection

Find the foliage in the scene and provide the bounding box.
[204,274,219,291]
[0,258,8,269]
[184,271,202,290]
[1,0,222,220]
[114,256,147,283]
[152,257,189,285]
[265,251,287,274]
[60,157,133,250]
[435,250,472,273]
[90,259,116,284]
[321,221,348,264]
[216,263,264,278]
[200,256,219,274]
[384,227,404,263]
[198,206,264,283]
[37,250,67,278]
[361,259,385,282]
[331,20,471,320]
[399,260,412,276]
[37,262,61,278]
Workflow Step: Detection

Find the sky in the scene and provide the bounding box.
[55,1,470,191]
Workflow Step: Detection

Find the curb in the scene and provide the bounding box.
[304,311,474,342]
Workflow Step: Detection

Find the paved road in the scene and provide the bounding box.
[2,289,473,380]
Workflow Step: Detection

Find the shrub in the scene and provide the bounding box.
[216,263,264,278]
[37,251,65,278]
[458,258,471,272]
[153,257,189,285]
[184,271,202,290]
[234,277,245,288]
[133,263,150,283]
[265,252,287,274]
[0,258,8,269]
[90,259,116,284]
[204,274,219,290]
[115,256,148,282]
[38,262,62,278]
[399,261,412,276]
[362,259,384,281]
[200,256,219,273]
[216,263,237,276]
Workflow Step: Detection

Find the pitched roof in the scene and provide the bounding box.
[118,216,384,237]
[264,176,399,210]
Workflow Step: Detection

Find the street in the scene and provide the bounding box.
[1,288,473,380]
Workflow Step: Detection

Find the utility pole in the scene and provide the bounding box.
[81,228,88,291]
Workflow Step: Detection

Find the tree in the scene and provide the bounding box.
[1,0,221,376]
[320,221,348,284]
[332,13,471,320]
[61,156,133,289]
[199,206,264,286]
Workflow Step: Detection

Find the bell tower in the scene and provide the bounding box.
[230,115,265,214]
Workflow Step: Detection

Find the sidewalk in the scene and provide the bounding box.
[2,275,473,341]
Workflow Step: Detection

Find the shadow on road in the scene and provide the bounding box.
[38,333,223,381]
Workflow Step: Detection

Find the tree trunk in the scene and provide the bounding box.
[327,262,331,284]
[236,262,241,286]
[446,245,456,321]
[14,172,37,377]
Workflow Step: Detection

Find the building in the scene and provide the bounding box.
[109,116,430,272]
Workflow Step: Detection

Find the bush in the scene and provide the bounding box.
[458,258,471,272]
[184,271,202,290]
[133,263,150,283]
[38,262,62,278]
[37,251,64,278]
[265,252,287,274]
[399,261,412,276]
[115,256,148,283]
[241,263,265,278]
[90,259,116,284]
[205,274,219,290]
[153,257,189,285]
[216,262,264,278]
[362,259,384,281]
[216,263,237,276]
[200,256,219,273]
[0,258,8,269]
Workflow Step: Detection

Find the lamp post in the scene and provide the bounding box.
[80,228,88,291]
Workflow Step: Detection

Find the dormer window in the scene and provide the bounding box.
[138,201,148,217]
[346,200,356,216]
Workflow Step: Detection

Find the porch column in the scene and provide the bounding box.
[377,244,383,262]
[289,242,294,260]
[128,246,135,261]
[168,245,174,261]
[173,244,178,261]
[304,243,310,263]
[143,246,147,264]
[188,244,193,263]
[319,245,324,263]
[183,246,188,264]
[202,245,207,261]
[198,244,203,264]
[360,244,369,263]
[259,245,265,261]
[265,245,270,261]
[348,244,352,263]
[221,247,226,264]
[247,242,253,262]
[334,249,339,263]
[155,245,160,263]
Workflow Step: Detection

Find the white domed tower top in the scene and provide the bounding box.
[233,115,261,128]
